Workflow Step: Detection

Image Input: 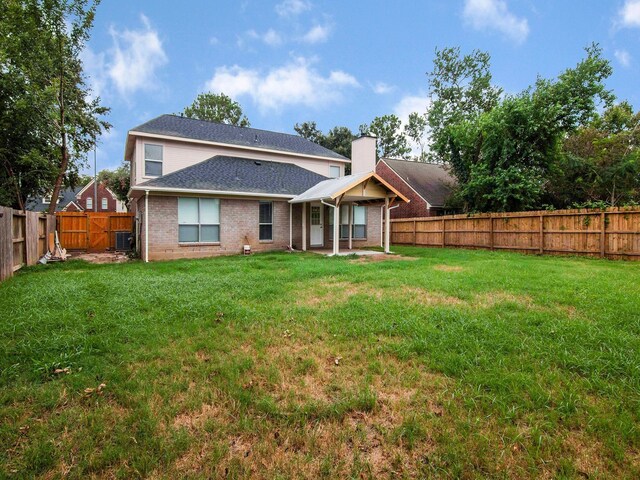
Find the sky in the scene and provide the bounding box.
[82,0,640,173]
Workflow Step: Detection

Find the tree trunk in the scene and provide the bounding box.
[2,161,24,211]
[48,35,66,216]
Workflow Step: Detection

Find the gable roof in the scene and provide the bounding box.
[290,171,410,204]
[25,186,84,212]
[128,114,348,161]
[76,179,118,200]
[379,158,455,207]
[132,155,329,197]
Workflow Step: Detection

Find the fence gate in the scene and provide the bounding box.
[56,212,134,252]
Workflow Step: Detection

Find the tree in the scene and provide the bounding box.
[182,92,250,127]
[445,44,614,212]
[426,47,502,166]
[98,165,131,208]
[359,114,410,159]
[550,102,640,207]
[294,122,356,159]
[404,112,428,161]
[45,0,111,214]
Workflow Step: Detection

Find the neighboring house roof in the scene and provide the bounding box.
[379,158,455,207]
[290,171,410,204]
[76,179,118,200]
[25,186,83,212]
[129,114,348,161]
[133,155,329,197]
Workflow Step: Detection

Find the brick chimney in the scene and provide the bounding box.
[350,135,377,174]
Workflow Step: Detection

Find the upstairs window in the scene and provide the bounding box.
[178,197,220,243]
[101,198,108,210]
[329,165,341,178]
[86,197,93,210]
[259,201,273,241]
[144,144,163,177]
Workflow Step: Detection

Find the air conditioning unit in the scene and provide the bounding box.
[115,231,131,251]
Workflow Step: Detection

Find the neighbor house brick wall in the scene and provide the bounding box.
[78,182,119,212]
[143,195,296,261]
[375,160,435,219]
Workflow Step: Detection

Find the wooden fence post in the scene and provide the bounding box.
[489,214,494,250]
[0,206,13,281]
[25,211,39,266]
[442,218,446,248]
[413,220,416,246]
[539,214,544,254]
[600,212,606,258]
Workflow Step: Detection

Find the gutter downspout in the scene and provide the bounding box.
[144,190,149,263]
[289,203,292,249]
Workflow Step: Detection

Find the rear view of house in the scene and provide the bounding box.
[126,115,407,261]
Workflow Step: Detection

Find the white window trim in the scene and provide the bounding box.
[86,197,93,209]
[259,201,273,242]
[329,165,341,178]
[178,197,221,244]
[328,205,367,240]
[144,143,163,177]
[101,197,108,210]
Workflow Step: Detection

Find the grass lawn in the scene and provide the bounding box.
[1,247,639,479]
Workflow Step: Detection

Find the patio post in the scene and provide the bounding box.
[384,196,391,254]
[289,203,292,248]
[333,203,340,256]
[302,202,307,251]
[348,203,353,250]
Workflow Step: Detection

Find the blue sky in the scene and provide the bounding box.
[83,0,640,173]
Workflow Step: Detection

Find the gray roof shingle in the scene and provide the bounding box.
[137,155,328,196]
[131,114,348,161]
[26,186,83,212]
[381,158,456,207]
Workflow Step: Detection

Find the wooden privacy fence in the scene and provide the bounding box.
[56,212,134,252]
[0,206,56,281]
[389,207,640,260]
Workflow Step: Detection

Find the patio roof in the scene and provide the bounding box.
[289,171,410,205]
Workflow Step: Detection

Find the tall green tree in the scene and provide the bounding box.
[446,44,613,212]
[404,112,428,161]
[294,122,356,159]
[427,47,502,167]
[182,92,250,127]
[294,121,324,144]
[359,114,410,159]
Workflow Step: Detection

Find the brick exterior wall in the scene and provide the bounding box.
[141,195,302,261]
[375,160,439,219]
[138,195,380,261]
[78,182,119,212]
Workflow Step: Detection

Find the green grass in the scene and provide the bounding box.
[1,247,639,478]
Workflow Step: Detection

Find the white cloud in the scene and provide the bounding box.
[275,0,311,17]
[107,15,168,95]
[209,36,220,46]
[620,0,640,27]
[81,47,107,100]
[463,0,530,44]
[263,29,283,46]
[371,82,395,95]
[240,28,283,48]
[615,49,632,67]
[393,93,431,157]
[205,57,359,112]
[301,24,332,44]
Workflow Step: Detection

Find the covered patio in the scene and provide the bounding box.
[288,171,410,256]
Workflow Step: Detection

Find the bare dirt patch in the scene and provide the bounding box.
[349,254,419,264]
[70,252,130,264]
[433,264,464,272]
[296,278,384,307]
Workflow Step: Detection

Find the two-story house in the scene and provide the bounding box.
[125,115,408,261]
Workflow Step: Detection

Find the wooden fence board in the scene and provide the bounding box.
[389,207,640,260]
[56,211,134,251]
[0,206,54,282]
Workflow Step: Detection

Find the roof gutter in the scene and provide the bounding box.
[129,185,295,199]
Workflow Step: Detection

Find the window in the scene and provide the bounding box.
[328,205,367,239]
[352,205,366,239]
[178,197,220,243]
[329,165,341,178]
[144,144,163,177]
[86,197,93,210]
[43,194,60,205]
[259,201,273,241]
[101,198,108,210]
